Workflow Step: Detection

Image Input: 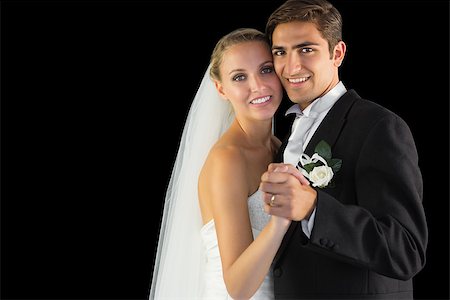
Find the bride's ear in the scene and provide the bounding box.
[214,80,228,101]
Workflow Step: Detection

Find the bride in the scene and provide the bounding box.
[150,28,307,299]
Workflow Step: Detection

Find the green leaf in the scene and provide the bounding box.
[315,140,331,160]
[303,163,315,173]
[329,158,342,173]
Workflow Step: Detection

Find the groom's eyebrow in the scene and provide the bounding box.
[271,45,284,51]
[295,42,319,48]
[272,41,319,51]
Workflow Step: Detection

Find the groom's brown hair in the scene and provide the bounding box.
[266,0,343,58]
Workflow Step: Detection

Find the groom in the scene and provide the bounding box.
[259,0,428,299]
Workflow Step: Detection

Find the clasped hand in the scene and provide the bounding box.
[260,163,317,221]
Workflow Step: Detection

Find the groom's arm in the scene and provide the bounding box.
[307,114,427,280]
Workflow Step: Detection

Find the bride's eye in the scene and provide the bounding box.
[261,66,274,74]
[233,74,246,82]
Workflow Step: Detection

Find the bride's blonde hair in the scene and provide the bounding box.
[209,28,270,82]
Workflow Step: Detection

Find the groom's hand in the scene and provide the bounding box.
[269,164,310,185]
[260,163,317,221]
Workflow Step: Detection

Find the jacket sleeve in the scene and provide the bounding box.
[308,113,428,280]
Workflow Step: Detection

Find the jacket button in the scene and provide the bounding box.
[320,238,328,246]
[273,268,283,277]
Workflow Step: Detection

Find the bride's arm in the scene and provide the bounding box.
[200,146,290,300]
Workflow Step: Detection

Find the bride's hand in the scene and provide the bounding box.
[270,215,291,233]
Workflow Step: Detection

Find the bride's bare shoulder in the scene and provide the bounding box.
[203,142,247,177]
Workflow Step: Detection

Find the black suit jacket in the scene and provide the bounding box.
[273,90,428,299]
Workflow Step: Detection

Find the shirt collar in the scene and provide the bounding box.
[285,81,347,118]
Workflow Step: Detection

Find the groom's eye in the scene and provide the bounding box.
[273,50,285,56]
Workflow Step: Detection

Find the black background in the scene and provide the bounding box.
[2,1,449,299]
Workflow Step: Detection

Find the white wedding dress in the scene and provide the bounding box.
[200,190,274,300]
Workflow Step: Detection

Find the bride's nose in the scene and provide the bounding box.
[249,75,267,93]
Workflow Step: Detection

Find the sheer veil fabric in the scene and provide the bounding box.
[149,65,235,299]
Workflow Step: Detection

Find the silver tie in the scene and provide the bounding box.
[283,114,317,166]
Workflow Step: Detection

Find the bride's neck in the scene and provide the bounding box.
[231,119,273,148]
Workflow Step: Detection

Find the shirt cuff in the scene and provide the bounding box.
[300,207,316,239]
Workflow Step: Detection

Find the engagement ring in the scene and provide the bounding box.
[270,194,276,207]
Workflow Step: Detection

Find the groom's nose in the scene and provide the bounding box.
[286,53,302,75]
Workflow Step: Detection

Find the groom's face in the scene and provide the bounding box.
[271,21,344,110]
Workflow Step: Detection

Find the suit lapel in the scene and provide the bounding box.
[305,90,359,155]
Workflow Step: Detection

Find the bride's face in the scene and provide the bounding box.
[215,41,283,122]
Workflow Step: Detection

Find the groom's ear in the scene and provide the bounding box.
[214,80,228,100]
[333,41,346,67]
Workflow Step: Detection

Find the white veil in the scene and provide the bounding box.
[149,65,234,299]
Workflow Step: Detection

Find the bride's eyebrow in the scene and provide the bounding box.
[260,60,274,67]
[228,68,245,75]
[229,61,273,75]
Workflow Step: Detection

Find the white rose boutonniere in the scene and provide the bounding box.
[297,140,342,188]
